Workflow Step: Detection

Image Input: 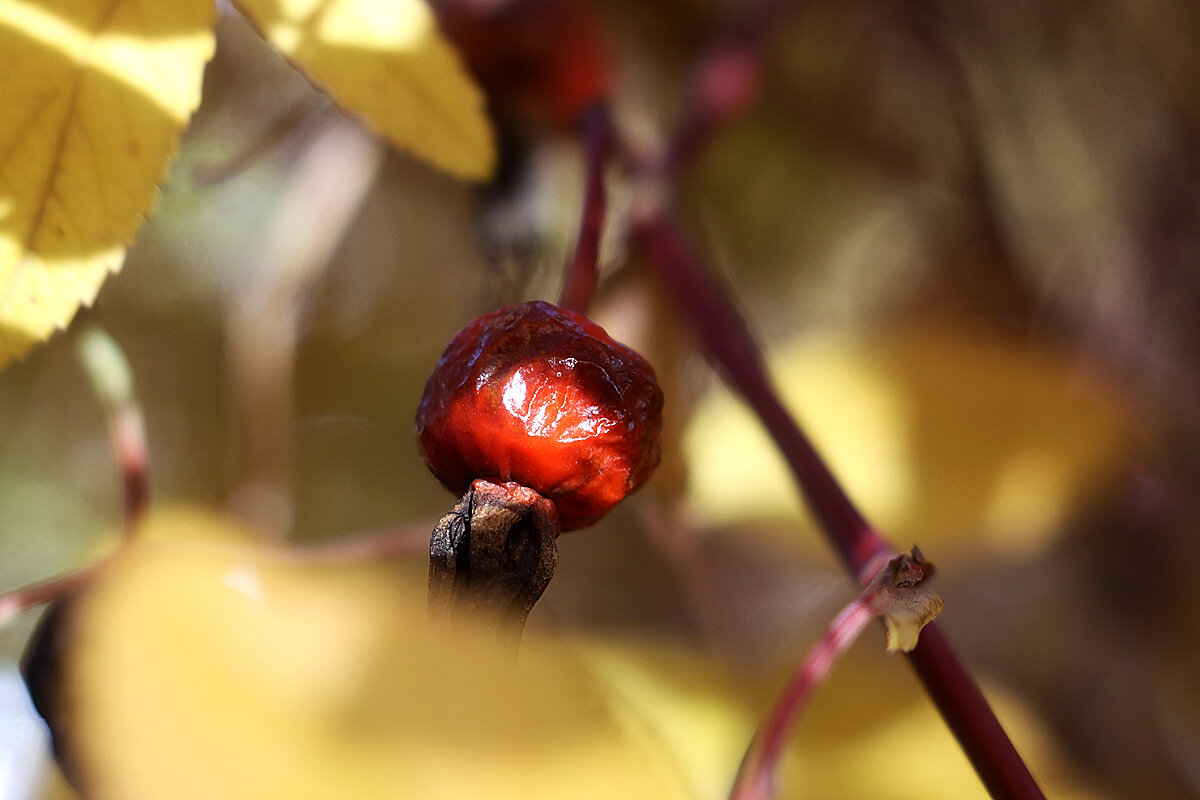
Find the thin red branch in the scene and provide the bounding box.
[663,0,794,175]
[285,522,432,563]
[731,548,943,800]
[559,103,614,315]
[0,564,102,626]
[0,330,150,624]
[730,597,875,800]
[76,327,150,535]
[112,407,149,534]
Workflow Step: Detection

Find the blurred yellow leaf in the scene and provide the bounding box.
[781,647,1110,800]
[45,507,687,800]
[570,637,756,800]
[573,636,1110,800]
[32,507,1113,800]
[237,0,495,180]
[685,323,1133,557]
[0,0,215,368]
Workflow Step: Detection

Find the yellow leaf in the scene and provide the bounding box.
[41,507,688,800]
[684,323,1133,558]
[782,649,1111,800]
[33,508,1109,800]
[237,0,495,180]
[0,0,215,367]
[570,636,757,800]
[572,636,1110,800]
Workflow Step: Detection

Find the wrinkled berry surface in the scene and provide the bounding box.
[416,301,663,530]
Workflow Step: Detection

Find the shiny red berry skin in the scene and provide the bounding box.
[416,301,663,531]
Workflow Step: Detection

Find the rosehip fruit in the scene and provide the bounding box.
[416,300,663,530]
[433,0,611,131]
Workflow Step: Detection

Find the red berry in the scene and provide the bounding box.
[416,301,663,530]
[433,0,611,130]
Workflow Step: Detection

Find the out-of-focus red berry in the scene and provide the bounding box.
[433,0,611,131]
[416,301,663,530]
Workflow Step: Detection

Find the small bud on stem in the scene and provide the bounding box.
[865,545,944,655]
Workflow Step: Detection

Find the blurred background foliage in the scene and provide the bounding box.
[3,0,1200,798]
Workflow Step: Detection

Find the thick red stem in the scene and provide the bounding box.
[635,213,890,578]
[636,212,1045,800]
[909,624,1048,799]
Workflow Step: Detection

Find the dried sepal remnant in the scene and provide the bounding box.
[866,546,943,654]
[428,479,560,635]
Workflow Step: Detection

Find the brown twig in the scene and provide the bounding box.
[226,114,384,536]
